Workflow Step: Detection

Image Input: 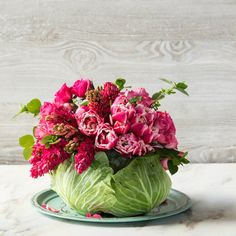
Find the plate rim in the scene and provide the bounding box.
[31,188,192,223]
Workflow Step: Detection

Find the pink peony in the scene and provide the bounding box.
[130,104,156,144]
[95,123,118,150]
[74,138,94,174]
[54,83,72,105]
[113,121,130,134]
[71,79,93,97]
[40,102,57,117]
[124,88,153,107]
[30,140,70,178]
[154,111,178,149]
[76,110,103,136]
[115,133,154,157]
[111,95,135,122]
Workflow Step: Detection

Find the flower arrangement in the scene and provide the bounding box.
[17,78,189,217]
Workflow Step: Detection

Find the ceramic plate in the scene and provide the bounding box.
[31,189,191,223]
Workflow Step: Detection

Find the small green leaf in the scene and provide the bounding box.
[80,100,88,106]
[19,135,34,148]
[23,147,33,160]
[176,82,188,90]
[129,96,142,104]
[152,91,165,100]
[175,87,189,96]
[160,78,172,84]
[180,157,190,164]
[26,98,41,116]
[115,78,126,90]
[168,160,178,175]
[41,135,59,147]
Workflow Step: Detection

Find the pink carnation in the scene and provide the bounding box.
[74,138,95,174]
[71,79,93,97]
[54,83,72,105]
[154,111,178,149]
[95,123,118,150]
[115,133,154,157]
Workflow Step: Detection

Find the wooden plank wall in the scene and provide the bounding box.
[1,0,236,164]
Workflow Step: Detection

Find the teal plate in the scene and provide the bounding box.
[31,189,191,223]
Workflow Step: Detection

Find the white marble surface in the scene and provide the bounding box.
[0,164,235,236]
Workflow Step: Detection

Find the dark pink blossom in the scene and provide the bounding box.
[74,138,95,174]
[71,79,93,97]
[54,83,72,105]
[95,123,118,150]
[76,110,103,136]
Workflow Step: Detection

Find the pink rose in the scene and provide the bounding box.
[115,133,154,157]
[76,110,103,136]
[124,88,153,107]
[154,111,178,149]
[71,79,93,97]
[95,123,118,150]
[54,83,72,105]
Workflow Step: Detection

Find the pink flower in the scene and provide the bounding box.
[75,105,89,117]
[86,213,102,219]
[154,111,178,149]
[76,110,103,136]
[95,123,118,150]
[115,133,154,157]
[71,79,93,97]
[101,82,119,102]
[40,102,57,117]
[54,83,72,105]
[30,140,70,178]
[160,158,169,170]
[125,88,153,107]
[130,105,155,144]
[113,121,130,134]
[74,138,94,174]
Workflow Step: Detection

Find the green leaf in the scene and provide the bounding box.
[152,91,165,100]
[167,160,178,175]
[129,96,142,104]
[94,152,109,167]
[41,135,59,147]
[19,135,34,148]
[23,147,33,160]
[180,157,190,164]
[115,78,126,90]
[80,100,88,106]
[160,78,172,84]
[176,82,188,89]
[26,98,41,116]
[175,87,189,96]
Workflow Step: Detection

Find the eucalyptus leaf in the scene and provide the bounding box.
[23,147,33,160]
[19,134,34,148]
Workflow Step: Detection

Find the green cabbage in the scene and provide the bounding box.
[51,152,172,217]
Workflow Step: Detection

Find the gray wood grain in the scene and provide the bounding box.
[0,0,236,164]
